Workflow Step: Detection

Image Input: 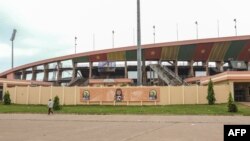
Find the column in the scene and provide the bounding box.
[43,64,49,81]
[189,60,194,77]
[71,61,77,81]
[89,62,92,79]
[21,69,27,80]
[205,61,209,76]
[56,61,62,85]
[142,61,147,85]
[31,66,37,81]
[124,61,128,78]
[174,60,178,76]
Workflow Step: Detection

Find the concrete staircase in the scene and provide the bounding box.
[68,77,88,86]
[149,64,185,86]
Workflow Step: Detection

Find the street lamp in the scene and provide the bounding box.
[195,21,198,39]
[234,18,237,36]
[10,29,17,69]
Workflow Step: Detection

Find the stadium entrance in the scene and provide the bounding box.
[234,83,250,102]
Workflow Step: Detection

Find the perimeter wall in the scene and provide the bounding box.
[5,85,230,105]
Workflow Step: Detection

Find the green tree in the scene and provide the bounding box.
[3,91,11,105]
[227,92,238,112]
[207,79,216,105]
[53,96,61,111]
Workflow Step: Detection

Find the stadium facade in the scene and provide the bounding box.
[1,35,250,102]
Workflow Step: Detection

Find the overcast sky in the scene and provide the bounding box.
[0,0,250,73]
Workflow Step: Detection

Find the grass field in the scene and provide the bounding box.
[0,103,250,115]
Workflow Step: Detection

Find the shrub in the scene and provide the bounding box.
[227,92,238,112]
[53,96,61,111]
[3,91,11,105]
[207,79,216,105]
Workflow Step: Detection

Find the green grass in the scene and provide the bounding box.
[0,103,250,116]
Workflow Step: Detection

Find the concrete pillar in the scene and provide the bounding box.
[31,66,37,81]
[89,62,92,79]
[189,60,194,77]
[21,69,27,80]
[56,61,62,85]
[205,61,209,76]
[124,61,128,78]
[71,61,77,81]
[174,60,178,76]
[43,64,49,81]
[216,61,224,72]
[142,61,147,85]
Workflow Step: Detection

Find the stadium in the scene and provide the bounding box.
[0,35,250,104]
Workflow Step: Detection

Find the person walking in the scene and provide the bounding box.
[48,99,54,115]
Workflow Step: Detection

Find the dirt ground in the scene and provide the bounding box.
[0,114,249,141]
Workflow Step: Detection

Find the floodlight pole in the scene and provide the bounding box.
[75,36,77,54]
[112,30,115,48]
[153,25,155,44]
[176,23,179,41]
[10,29,17,69]
[195,21,198,39]
[234,19,237,36]
[217,20,220,37]
[137,0,142,86]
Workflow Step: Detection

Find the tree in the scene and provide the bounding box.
[227,92,238,112]
[53,96,61,111]
[3,91,11,105]
[207,79,216,105]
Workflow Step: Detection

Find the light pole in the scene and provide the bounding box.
[234,18,237,36]
[74,36,77,54]
[195,21,198,39]
[153,25,155,44]
[112,30,115,48]
[137,0,142,86]
[10,29,17,69]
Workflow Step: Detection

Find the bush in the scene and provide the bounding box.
[227,92,238,112]
[207,79,216,105]
[53,96,61,111]
[3,91,11,105]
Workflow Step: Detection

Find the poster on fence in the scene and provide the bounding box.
[80,87,160,102]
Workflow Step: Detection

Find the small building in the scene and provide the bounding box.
[185,71,250,102]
